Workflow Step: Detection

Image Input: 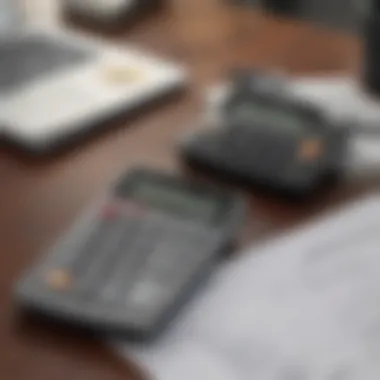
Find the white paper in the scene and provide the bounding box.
[0,0,21,32]
[22,0,62,28]
[204,76,380,131]
[114,195,380,380]
[289,76,380,127]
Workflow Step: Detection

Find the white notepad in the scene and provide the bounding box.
[114,195,380,380]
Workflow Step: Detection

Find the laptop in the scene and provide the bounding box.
[0,0,187,152]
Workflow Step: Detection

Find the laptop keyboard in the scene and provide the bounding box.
[0,35,93,94]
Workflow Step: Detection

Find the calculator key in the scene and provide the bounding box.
[116,199,147,217]
[127,279,170,310]
[100,199,145,220]
[76,220,135,296]
[297,138,323,162]
[100,204,120,220]
[97,238,143,290]
[69,221,116,275]
[45,269,73,292]
[99,221,158,301]
[101,259,152,301]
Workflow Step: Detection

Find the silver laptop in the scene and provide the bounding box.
[0,0,187,151]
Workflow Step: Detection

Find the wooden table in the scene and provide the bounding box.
[0,1,372,379]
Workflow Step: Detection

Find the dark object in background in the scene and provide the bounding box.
[180,70,350,198]
[363,1,380,95]
[228,0,301,16]
[229,0,360,33]
[63,0,164,31]
[262,0,300,15]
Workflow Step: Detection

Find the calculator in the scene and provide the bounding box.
[14,168,246,340]
[181,70,350,196]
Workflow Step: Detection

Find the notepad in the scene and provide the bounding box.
[113,195,380,380]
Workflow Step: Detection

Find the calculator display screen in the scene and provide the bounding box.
[131,181,221,223]
[230,101,307,133]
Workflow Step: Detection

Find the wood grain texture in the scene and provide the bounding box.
[0,1,369,379]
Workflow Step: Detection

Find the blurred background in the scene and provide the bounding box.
[236,0,370,32]
[3,1,380,380]
[0,0,372,33]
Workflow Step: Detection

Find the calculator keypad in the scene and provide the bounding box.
[41,200,220,328]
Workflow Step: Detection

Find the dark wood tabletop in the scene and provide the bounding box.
[0,1,375,379]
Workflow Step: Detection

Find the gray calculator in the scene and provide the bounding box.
[14,168,246,340]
